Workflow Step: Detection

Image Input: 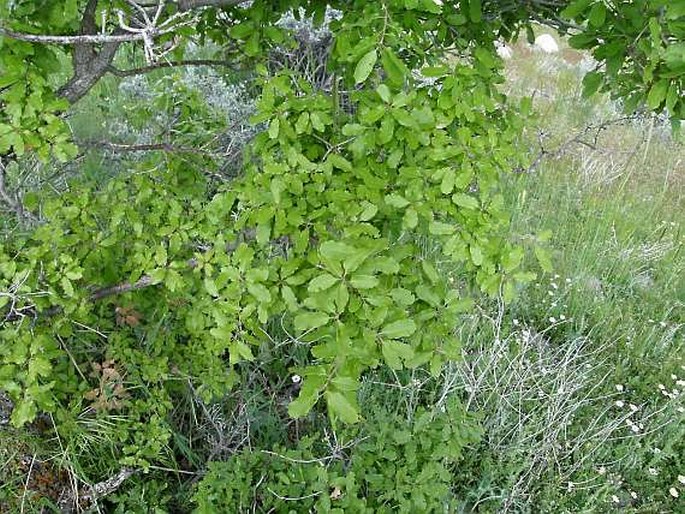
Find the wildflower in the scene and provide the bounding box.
[660,321,667,328]
[649,468,658,476]
[678,475,685,485]
[630,491,637,499]
[631,424,640,433]
[629,403,638,412]
[565,278,572,283]
[560,314,566,320]
[677,380,685,387]
[653,448,662,454]
[615,400,625,408]
[658,384,666,390]
[672,374,678,381]
[669,487,679,498]
[513,319,520,326]
[551,282,558,290]
[598,466,607,475]
[615,384,624,392]
[291,374,302,384]
[611,495,620,503]
[549,317,557,323]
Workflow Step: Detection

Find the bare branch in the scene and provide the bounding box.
[79,139,212,155]
[0,26,152,45]
[79,468,137,504]
[107,59,237,76]
[0,157,37,222]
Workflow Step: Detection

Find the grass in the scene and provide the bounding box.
[448,38,685,512]
[1,36,684,513]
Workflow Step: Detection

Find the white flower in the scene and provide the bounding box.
[611,495,620,503]
[658,384,666,390]
[678,407,685,414]
[291,374,302,384]
[615,384,624,392]
[653,448,662,454]
[629,404,639,412]
[565,278,572,283]
[549,317,557,323]
[649,468,659,476]
[551,282,558,290]
[598,466,607,475]
[678,475,685,485]
[513,319,520,326]
[677,380,685,387]
[671,374,678,380]
[630,491,637,499]
[560,314,566,320]
[615,400,625,408]
[631,424,640,433]
[669,487,679,498]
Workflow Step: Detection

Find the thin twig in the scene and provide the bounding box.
[20,454,36,514]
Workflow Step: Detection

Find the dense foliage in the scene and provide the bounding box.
[0,0,684,511]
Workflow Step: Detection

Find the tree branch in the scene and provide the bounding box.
[0,157,37,222]
[79,139,212,155]
[0,230,266,325]
[107,59,238,76]
[0,26,152,45]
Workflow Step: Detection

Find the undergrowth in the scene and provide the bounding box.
[1,37,683,514]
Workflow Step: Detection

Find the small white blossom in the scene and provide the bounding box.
[671,374,678,380]
[631,424,640,433]
[615,400,625,408]
[658,384,666,390]
[549,317,557,323]
[629,404,639,412]
[611,495,620,503]
[630,491,637,499]
[677,407,685,414]
[649,468,659,476]
[615,384,624,392]
[291,374,302,384]
[677,475,685,485]
[598,466,607,475]
[677,380,685,387]
[669,487,679,498]
[551,282,558,290]
[513,319,520,326]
